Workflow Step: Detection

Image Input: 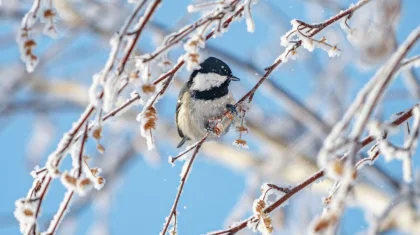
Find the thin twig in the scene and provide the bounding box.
[118,0,161,74]
[160,135,208,235]
[18,1,161,233]
[45,122,89,235]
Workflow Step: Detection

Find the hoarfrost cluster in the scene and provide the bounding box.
[17,0,58,73]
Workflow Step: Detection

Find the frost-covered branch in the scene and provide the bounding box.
[207,103,420,235]
[160,135,208,235]
[43,122,89,235]
[138,0,244,65]
[17,0,58,72]
[235,0,374,110]
[162,1,381,233]
[14,1,161,233]
[312,27,420,234]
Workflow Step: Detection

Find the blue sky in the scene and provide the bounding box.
[1,0,420,234]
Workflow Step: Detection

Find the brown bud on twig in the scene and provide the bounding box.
[97,143,105,154]
[92,127,102,140]
[142,84,156,93]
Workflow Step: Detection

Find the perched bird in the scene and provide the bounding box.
[175,57,240,148]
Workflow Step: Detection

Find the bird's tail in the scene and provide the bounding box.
[177,137,189,148]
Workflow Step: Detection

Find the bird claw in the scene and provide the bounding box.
[226,104,237,115]
[206,125,215,134]
[206,119,222,136]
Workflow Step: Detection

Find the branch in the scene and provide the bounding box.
[234,0,374,109]
[117,0,161,74]
[160,135,208,235]
[43,122,89,235]
[206,103,419,234]
[15,1,161,233]
[141,0,243,64]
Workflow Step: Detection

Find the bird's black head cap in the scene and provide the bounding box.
[198,57,232,76]
[187,57,239,100]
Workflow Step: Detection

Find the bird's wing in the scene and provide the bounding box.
[176,83,189,138]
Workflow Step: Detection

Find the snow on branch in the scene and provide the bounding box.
[14,1,162,234]
[15,1,260,234]
[17,0,58,72]
[368,106,420,183]
[205,5,419,235]
[160,135,208,235]
[161,1,376,234]
[206,103,419,235]
[280,0,372,58]
[311,26,420,234]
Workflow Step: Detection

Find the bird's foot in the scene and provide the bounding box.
[226,104,237,115]
[206,119,222,136]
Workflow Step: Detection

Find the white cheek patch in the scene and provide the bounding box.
[191,73,228,91]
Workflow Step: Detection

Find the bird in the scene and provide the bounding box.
[175,56,240,148]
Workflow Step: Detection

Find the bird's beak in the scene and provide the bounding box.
[229,75,240,81]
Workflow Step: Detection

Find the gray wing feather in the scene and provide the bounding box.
[176,83,189,138]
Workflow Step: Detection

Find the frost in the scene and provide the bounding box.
[318,28,420,167]
[168,156,175,167]
[402,156,413,183]
[25,55,38,73]
[262,183,288,205]
[327,46,341,57]
[70,139,81,171]
[244,0,255,33]
[310,169,355,234]
[103,73,119,112]
[137,105,158,150]
[170,143,196,164]
[22,11,38,29]
[61,171,77,191]
[376,106,420,183]
[17,0,60,72]
[301,37,315,52]
[400,56,420,71]
[232,139,249,150]
[184,34,206,52]
[89,73,102,108]
[187,1,224,13]
[184,34,206,71]
[44,191,73,234]
[180,159,192,179]
[357,144,379,169]
[30,165,41,179]
[14,198,37,233]
[325,159,346,180]
[281,19,341,58]
[136,82,166,150]
[40,6,58,38]
[101,34,121,83]
[339,17,354,42]
[187,5,197,13]
[82,161,105,191]
[367,120,384,138]
[247,183,290,234]
[277,44,296,64]
[280,19,300,48]
[105,93,141,123]
[46,154,61,178]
